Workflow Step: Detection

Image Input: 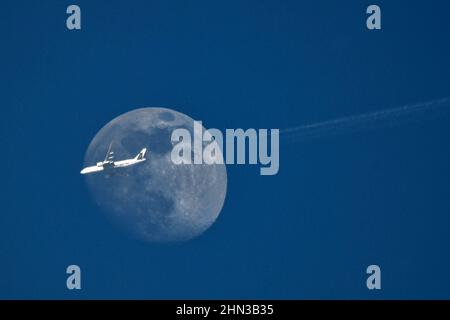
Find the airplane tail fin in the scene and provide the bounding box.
[135,148,147,160]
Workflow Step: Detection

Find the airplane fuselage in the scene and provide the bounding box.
[81,147,147,175]
[104,158,145,169]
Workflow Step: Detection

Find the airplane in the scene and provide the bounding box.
[80,143,147,175]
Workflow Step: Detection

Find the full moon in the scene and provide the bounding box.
[83,108,227,243]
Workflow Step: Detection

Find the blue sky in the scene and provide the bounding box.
[1,0,450,298]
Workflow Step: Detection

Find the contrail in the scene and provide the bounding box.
[281,98,450,143]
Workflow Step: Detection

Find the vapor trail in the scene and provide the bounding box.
[281,98,450,143]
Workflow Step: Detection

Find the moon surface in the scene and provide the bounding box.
[83,108,227,243]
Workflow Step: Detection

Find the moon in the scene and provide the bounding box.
[83,108,227,243]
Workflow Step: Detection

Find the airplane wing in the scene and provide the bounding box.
[80,166,104,175]
[104,141,115,162]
